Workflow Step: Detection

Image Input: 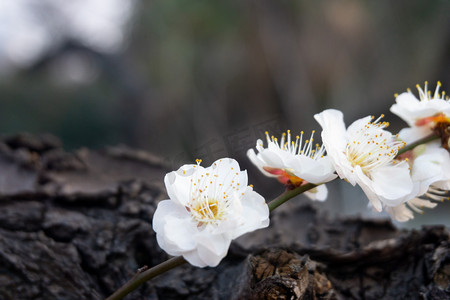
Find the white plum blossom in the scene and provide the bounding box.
[247,130,337,201]
[314,109,413,212]
[391,81,450,128]
[391,81,450,146]
[152,158,269,268]
[386,143,450,222]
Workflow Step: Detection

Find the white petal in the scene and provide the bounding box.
[358,180,383,212]
[182,250,208,268]
[196,240,229,267]
[314,109,353,182]
[398,126,430,144]
[164,168,198,206]
[211,158,247,195]
[304,184,328,201]
[153,201,197,257]
[411,146,450,195]
[390,93,422,126]
[152,200,186,233]
[288,156,337,184]
[258,144,289,169]
[247,149,278,178]
[230,188,269,238]
[346,115,372,137]
[163,215,197,251]
[314,109,348,152]
[196,233,231,257]
[369,163,413,206]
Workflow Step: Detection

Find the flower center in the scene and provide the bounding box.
[345,115,406,175]
[186,159,242,225]
[189,197,225,224]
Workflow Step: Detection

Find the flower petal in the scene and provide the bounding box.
[288,156,337,184]
[314,109,348,152]
[163,215,197,251]
[369,163,413,206]
[164,166,199,206]
[304,184,328,201]
[229,188,269,238]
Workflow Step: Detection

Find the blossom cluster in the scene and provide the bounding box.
[152,81,449,268]
[249,82,449,221]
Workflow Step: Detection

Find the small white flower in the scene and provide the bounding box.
[391,81,450,143]
[386,143,450,222]
[314,109,413,212]
[152,158,269,267]
[247,130,337,201]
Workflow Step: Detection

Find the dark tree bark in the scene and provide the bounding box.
[0,134,448,300]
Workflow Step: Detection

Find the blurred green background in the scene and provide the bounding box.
[0,0,449,227]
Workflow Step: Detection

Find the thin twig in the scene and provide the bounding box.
[106,256,186,300]
[396,134,439,156]
[268,183,317,212]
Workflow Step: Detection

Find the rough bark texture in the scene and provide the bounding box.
[0,134,448,300]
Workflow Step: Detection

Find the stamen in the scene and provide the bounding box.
[345,115,405,175]
[262,130,325,159]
